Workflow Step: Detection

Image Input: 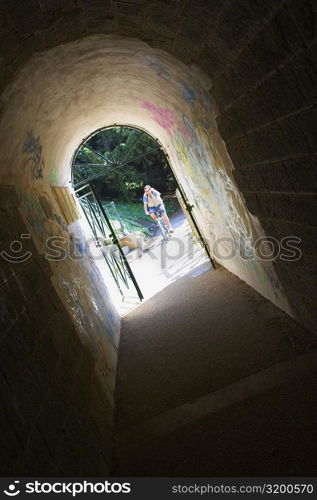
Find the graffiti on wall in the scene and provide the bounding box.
[21,131,44,180]
[144,56,203,110]
[136,99,184,138]
[137,58,283,296]
[19,185,120,348]
[57,221,120,344]
[19,188,68,244]
[56,253,119,383]
[18,134,120,368]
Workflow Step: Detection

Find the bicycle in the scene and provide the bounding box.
[153,209,172,241]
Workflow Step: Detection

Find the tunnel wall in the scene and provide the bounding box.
[0,186,118,475]
[210,1,317,332]
[135,65,290,313]
[0,49,122,472]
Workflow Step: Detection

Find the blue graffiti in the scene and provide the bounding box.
[177,80,197,106]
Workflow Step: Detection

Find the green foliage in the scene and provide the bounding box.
[72,126,177,200]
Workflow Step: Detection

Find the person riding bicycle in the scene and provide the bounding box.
[143,185,174,233]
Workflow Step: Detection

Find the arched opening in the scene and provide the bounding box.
[71,124,214,312]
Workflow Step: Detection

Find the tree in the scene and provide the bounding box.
[72,126,176,200]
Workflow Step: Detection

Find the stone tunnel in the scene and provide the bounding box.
[0,0,316,476]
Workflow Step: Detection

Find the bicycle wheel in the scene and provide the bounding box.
[156,219,165,238]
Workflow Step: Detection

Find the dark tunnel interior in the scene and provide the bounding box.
[0,0,316,477]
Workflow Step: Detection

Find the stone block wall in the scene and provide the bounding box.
[0,186,113,475]
[211,0,317,332]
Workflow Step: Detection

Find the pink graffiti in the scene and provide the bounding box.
[179,122,191,141]
[137,98,190,140]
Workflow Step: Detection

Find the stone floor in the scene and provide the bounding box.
[113,265,317,476]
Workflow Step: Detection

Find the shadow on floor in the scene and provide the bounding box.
[113,266,317,476]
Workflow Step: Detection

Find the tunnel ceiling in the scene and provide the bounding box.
[0,34,215,186]
[0,0,281,97]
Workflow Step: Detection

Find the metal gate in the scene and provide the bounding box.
[75,183,143,302]
[174,183,216,269]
